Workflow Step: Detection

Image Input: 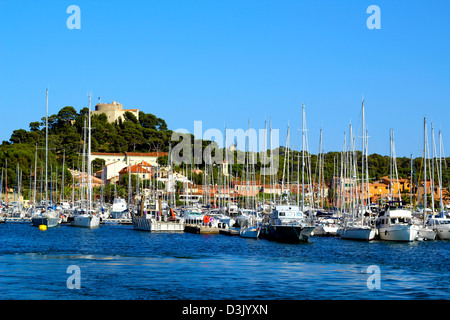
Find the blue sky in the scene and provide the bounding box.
[1,0,449,158]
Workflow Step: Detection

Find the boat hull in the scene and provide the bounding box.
[31,217,59,228]
[71,215,100,228]
[436,225,450,240]
[314,225,339,236]
[264,225,314,243]
[418,227,436,240]
[338,226,376,241]
[378,224,418,242]
[132,215,184,232]
[240,227,260,239]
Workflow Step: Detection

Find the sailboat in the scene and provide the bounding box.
[427,131,450,240]
[376,129,419,241]
[338,99,376,241]
[417,117,436,240]
[239,141,261,239]
[31,89,60,228]
[71,93,100,228]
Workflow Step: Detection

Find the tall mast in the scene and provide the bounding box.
[263,119,267,209]
[301,103,305,212]
[361,99,365,215]
[410,154,413,209]
[45,88,49,207]
[34,143,38,205]
[431,122,435,213]
[82,117,86,208]
[61,149,65,202]
[439,130,444,213]
[5,159,7,207]
[423,117,427,224]
[87,93,92,211]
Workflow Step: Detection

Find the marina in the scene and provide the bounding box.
[1,1,449,303]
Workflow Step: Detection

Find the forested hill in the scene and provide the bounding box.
[0,106,174,186]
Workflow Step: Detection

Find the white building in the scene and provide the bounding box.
[91,152,167,167]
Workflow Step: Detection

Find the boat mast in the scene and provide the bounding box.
[263,120,267,210]
[439,130,444,213]
[431,122,436,213]
[423,117,427,226]
[361,99,366,217]
[45,88,49,208]
[301,104,305,212]
[82,117,86,209]
[61,150,65,203]
[34,143,38,206]
[87,93,92,212]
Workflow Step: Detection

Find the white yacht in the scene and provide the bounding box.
[262,205,314,243]
[71,208,100,228]
[338,224,376,241]
[315,217,340,237]
[417,223,437,241]
[183,207,205,225]
[427,216,450,240]
[110,197,128,219]
[376,208,419,242]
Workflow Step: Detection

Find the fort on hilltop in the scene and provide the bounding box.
[92,100,139,123]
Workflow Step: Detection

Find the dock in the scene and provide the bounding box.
[184,224,220,234]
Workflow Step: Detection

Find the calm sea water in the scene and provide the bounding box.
[0,222,448,300]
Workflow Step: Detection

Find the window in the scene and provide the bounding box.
[279,212,285,216]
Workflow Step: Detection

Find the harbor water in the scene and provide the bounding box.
[0,222,448,300]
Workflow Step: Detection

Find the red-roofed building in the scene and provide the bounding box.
[118,161,153,180]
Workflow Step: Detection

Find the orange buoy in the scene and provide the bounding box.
[203,215,210,224]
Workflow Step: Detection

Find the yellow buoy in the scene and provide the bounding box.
[39,224,47,231]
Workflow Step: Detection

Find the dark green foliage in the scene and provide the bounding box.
[1,106,174,190]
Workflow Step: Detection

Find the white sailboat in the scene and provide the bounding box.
[239,215,261,238]
[417,117,436,240]
[376,129,418,241]
[71,93,100,228]
[338,100,376,241]
[427,131,450,240]
[31,89,60,228]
